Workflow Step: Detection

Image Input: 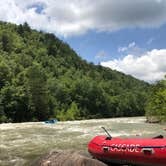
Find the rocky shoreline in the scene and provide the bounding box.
[31,150,110,166]
[146,116,160,123]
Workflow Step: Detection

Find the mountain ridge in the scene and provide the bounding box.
[0,21,150,123]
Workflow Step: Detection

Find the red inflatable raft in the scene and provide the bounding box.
[88,128,166,166]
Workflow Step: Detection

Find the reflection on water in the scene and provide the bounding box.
[0,117,166,166]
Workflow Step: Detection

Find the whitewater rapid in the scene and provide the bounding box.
[0,117,165,166]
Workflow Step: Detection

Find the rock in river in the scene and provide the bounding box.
[32,150,108,166]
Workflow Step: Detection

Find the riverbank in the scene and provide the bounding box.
[146,116,166,124]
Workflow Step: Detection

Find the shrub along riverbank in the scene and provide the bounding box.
[146,76,166,123]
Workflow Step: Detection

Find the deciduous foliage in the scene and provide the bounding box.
[0,21,150,123]
[146,76,166,123]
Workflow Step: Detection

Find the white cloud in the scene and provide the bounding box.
[95,50,108,59]
[118,42,136,53]
[0,0,166,36]
[118,42,145,57]
[147,38,155,45]
[101,49,166,82]
[118,46,128,53]
[128,42,136,48]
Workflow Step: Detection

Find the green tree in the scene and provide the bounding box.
[1,32,13,53]
[22,22,31,32]
[65,102,81,120]
[0,61,11,88]
[26,63,50,121]
[146,77,166,122]
[0,96,7,123]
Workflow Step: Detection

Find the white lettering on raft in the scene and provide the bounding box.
[108,144,140,153]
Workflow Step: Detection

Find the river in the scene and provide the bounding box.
[0,117,166,166]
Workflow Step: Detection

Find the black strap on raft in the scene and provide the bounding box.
[101,127,112,140]
[152,135,164,139]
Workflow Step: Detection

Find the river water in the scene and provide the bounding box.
[0,117,166,166]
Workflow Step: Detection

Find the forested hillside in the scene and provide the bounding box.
[146,77,166,123]
[0,21,150,123]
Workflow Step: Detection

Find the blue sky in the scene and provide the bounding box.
[64,24,166,64]
[0,0,166,82]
